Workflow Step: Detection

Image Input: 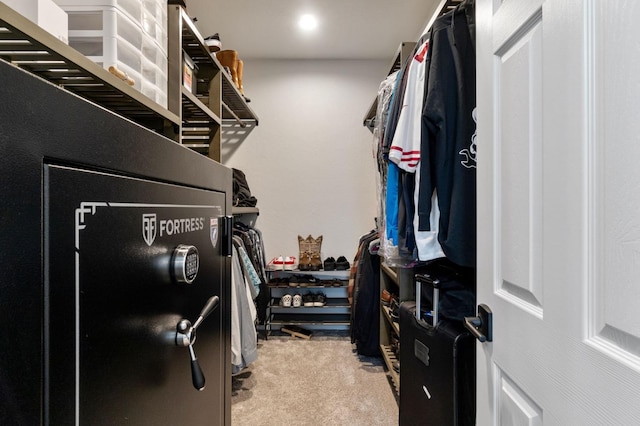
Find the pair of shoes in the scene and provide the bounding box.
[298,235,323,270]
[335,256,350,270]
[280,293,303,307]
[268,256,297,271]
[381,288,395,306]
[302,292,326,307]
[323,257,336,270]
[289,275,318,287]
[317,279,344,287]
[269,277,290,287]
[323,256,350,270]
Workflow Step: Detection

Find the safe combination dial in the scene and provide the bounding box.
[171,244,199,284]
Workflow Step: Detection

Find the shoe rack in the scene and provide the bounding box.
[265,269,351,336]
[167,5,259,161]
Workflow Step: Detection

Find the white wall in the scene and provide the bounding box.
[224,58,386,263]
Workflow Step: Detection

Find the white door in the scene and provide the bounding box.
[475,0,640,424]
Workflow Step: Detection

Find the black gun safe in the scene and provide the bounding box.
[0,59,232,425]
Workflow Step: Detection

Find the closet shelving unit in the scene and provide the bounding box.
[379,263,417,393]
[265,269,351,335]
[379,263,401,391]
[168,5,258,162]
[0,2,259,164]
[0,2,179,139]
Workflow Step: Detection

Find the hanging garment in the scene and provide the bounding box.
[371,71,400,264]
[388,40,429,173]
[418,1,477,268]
[231,245,258,374]
[350,231,381,357]
[384,37,433,266]
[233,236,260,299]
[233,222,269,325]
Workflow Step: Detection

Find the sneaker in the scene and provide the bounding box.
[292,293,303,307]
[204,33,222,53]
[268,256,285,270]
[302,293,315,307]
[280,294,292,307]
[323,257,336,270]
[313,292,326,307]
[284,256,297,271]
[335,256,350,270]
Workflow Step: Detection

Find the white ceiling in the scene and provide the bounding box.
[185,0,444,60]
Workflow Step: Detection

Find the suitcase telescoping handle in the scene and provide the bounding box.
[415,273,440,324]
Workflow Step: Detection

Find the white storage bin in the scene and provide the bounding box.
[71,34,142,81]
[142,0,167,52]
[54,0,167,54]
[53,0,142,28]
[4,0,69,43]
[63,5,168,108]
[141,77,167,107]
[142,64,167,90]
[141,36,167,75]
[67,8,143,50]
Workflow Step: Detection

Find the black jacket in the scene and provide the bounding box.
[418,1,477,268]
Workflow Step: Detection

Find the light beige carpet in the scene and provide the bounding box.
[232,335,398,425]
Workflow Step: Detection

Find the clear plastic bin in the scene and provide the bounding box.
[142,0,167,52]
[55,0,166,54]
[53,0,142,28]
[64,5,168,108]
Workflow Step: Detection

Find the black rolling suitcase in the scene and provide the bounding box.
[399,268,475,426]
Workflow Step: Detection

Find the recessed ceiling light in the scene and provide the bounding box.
[298,14,318,31]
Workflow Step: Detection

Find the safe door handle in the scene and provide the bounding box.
[175,295,220,390]
[464,304,493,342]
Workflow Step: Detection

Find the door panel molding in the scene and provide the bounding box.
[587,0,640,372]
[497,369,543,426]
[493,0,542,55]
[494,19,543,317]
